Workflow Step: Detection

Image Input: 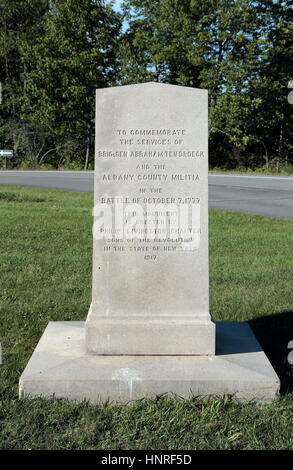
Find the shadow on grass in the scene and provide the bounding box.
[249,311,293,395]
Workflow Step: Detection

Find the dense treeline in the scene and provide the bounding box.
[0,0,292,171]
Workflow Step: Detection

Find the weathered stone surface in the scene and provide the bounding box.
[19,321,280,403]
[86,83,215,355]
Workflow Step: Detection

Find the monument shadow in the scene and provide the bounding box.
[249,311,293,395]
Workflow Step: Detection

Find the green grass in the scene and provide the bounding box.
[0,185,293,450]
[209,167,293,177]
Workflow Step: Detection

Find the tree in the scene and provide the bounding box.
[22,0,122,169]
[0,0,49,165]
[245,1,293,170]
[119,0,293,170]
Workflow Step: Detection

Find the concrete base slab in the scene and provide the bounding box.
[86,304,215,355]
[19,322,280,403]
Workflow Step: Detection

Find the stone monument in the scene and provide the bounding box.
[19,83,280,403]
[86,83,215,356]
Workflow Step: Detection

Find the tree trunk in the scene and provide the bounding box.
[265,148,269,169]
[262,142,269,169]
[84,120,91,171]
[12,130,20,167]
[23,62,28,95]
[277,123,283,173]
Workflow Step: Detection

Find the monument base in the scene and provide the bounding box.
[86,304,215,355]
[19,321,280,404]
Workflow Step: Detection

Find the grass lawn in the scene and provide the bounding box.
[0,185,293,450]
[209,167,293,177]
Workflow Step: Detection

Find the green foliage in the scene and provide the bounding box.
[0,0,121,168]
[22,0,121,169]
[120,0,293,170]
[0,0,49,163]
[0,1,292,170]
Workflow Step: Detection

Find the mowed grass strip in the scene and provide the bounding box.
[0,185,293,450]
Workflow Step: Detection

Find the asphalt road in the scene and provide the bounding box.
[209,174,293,220]
[0,170,292,219]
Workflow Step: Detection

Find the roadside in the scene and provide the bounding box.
[1,167,293,178]
[1,165,293,178]
[209,167,293,177]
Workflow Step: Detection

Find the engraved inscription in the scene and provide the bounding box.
[94,127,206,261]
